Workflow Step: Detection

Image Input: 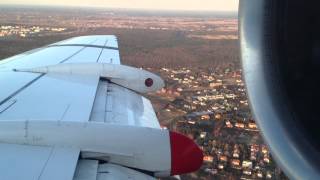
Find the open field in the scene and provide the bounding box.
[0,6,239,69]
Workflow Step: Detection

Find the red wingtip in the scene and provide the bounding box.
[169,131,203,175]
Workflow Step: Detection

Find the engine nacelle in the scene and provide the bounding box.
[240,0,320,179]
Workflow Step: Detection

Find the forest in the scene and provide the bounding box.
[0,28,240,69]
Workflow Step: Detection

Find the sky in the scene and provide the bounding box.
[0,0,239,11]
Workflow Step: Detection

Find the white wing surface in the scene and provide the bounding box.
[0,35,203,179]
[0,144,79,180]
[0,35,159,179]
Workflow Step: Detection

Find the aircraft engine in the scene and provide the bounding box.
[240,0,320,179]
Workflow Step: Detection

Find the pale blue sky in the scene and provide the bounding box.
[0,0,239,11]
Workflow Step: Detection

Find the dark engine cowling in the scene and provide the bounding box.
[240,0,320,179]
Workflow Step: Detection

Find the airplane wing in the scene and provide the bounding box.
[0,35,203,180]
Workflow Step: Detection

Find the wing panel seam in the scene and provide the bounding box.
[48,44,118,50]
[37,147,54,180]
[96,38,109,63]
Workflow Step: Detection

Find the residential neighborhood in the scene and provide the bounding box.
[147,67,286,179]
[0,25,67,37]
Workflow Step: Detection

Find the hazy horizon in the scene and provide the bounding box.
[0,4,238,13]
[0,4,238,18]
[0,0,239,11]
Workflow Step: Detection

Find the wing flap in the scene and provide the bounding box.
[90,81,161,129]
[0,143,79,180]
[97,164,155,180]
[39,147,80,180]
[73,160,98,180]
[0,143,52,180]
[73,160,155,180]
